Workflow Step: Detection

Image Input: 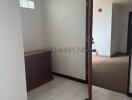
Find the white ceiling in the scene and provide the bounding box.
[94,0,132,4]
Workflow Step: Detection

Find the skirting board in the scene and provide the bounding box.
[111,52,127,57]
[52,72,87,84]
[127,92,132,97]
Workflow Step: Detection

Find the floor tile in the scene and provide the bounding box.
[28,76,132,100]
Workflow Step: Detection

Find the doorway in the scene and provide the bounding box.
[92,3,131,94]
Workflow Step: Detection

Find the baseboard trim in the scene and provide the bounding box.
[111,52,127,57]
[127,92,132,97]
[53,72,87,84]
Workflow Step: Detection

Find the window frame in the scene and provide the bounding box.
[19,0,35,9]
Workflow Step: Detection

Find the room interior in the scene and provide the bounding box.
[0,0,132,100]
[92,3,132,94]
[21,0,88,99]
[21,0,132,99]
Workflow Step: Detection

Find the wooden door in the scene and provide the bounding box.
[86,0,93,100]
[127,48,132,96]
[127,12,132,55]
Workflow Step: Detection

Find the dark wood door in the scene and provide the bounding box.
[127,48,132,96]
[127,12,132,55]
[127,12,132,95]
[86,0,93,100]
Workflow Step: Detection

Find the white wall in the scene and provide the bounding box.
[93,3,132,56]
[21,0,47,52]
[43,0,86,80]
[93,4,112,56]
[0,0,27,100]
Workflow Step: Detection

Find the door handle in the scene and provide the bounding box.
[92,37,95,44]
[86,49,96,52]
[92,49,96,52]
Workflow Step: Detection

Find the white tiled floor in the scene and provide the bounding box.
[28,76,132,100]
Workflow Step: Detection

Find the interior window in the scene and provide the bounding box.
[19,0,35,9]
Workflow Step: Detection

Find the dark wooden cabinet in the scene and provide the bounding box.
[24,51,53,91]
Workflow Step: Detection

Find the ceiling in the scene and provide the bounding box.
[94,0,132,4]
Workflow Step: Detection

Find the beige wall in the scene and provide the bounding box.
[21,0,47,52]
[43,0,86,80]
[21,0,86,79]
[110,4,132,55]
[111,4,120,55]
[0,0,27,100]
[118,4,132,53]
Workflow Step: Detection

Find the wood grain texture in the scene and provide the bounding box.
[25,51,53,91]
[86,0,93,100]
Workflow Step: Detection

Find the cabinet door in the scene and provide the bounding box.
[25,56,37,91]
[35,53,52,85]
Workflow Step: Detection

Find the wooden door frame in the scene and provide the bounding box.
[127,48,132,97]
[127,12,132,97]
[86,0,93,100]
[127,12,132,55]
[127,11,132,97]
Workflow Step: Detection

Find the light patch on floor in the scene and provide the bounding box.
[28,76,132,100]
